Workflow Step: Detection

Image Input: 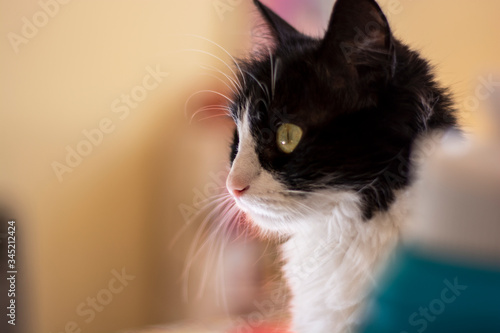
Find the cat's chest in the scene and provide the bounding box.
[281,216,398,302]
[279,190,409,332]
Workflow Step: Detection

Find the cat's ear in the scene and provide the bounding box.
[322,0,395,76]
[253,0,302,46]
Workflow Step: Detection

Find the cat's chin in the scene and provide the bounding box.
[246,212,296,234]
[234,189,362,235]
[234,201,299,234]
[239,203,328,235]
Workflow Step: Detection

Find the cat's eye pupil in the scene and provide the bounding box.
[277,123,303,154]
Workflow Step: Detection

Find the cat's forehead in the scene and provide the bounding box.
[238,70,345,127]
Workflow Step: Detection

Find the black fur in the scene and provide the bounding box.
[230,0,457,219]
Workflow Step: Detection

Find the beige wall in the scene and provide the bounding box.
[0,0,499,332]
[380,0,500,130]
[1,0,250,332]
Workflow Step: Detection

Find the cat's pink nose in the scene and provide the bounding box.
[226,176,250,198]
[232,186,250,198]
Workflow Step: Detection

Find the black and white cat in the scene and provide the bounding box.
[225,0,456,331]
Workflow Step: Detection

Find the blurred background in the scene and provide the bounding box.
[0,0,499,332]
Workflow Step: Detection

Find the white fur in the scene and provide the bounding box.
[282,191,409,333]
[227,110,411,333]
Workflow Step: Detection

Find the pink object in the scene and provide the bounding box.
[262,0,333,37]
[229,323,292,333]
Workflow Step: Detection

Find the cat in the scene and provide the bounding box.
[224,0,457,332]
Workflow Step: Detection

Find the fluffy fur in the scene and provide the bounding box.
[224,0,457,332]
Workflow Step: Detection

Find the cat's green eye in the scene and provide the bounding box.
[276,123,303,154]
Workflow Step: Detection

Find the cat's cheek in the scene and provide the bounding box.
[231,198,250,213]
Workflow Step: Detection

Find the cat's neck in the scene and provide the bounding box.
[281,189,410,333]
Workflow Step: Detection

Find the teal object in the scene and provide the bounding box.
[359,246,500,333]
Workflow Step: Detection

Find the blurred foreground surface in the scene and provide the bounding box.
[361,101,500,332]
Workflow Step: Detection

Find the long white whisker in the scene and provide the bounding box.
[215,234,229,312]
[214,205,242,310]
[169,194,231,251]
[192,200,236,267]
[199,64,242,92]
[182,196,233,300]
[184,90,234,119]
[283,189,336,199]
[269,47,275,98]
[196,113,232,123]
[212,207,237,303]
[181,34,246,87]
[198,203,240,301]
[273,57,281,98]
[198,72,237,95]
[193,200,237,300]
[179,48,243,88]
[242,69,270,103]
[190,106,231,124]
[192,105,231,114]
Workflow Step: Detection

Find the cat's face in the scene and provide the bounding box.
[226,0,455,234]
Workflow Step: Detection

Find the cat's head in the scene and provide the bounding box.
[226,0,455,234]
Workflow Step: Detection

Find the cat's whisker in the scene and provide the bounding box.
[196,113,232,123]
[181,34,247,87]
[184,89,234,119]
[218,236,231,312]
[273,57,281,98]
[199,203,242,308]
[253,233,272,265]
[225,207,247,243]
[192,105,231,115]
[190,106,231,124]
[199,64,242,92]
[184,196,237,300]
[197,237,221,300]
[214,235,225,308]
[282,189,335,200]
[180,49,243,90]
[191,201,236,271]
[181,195,233,295]
[168,198,231,250]
[168,194,232,251]
[213,205,242,310]
[188,193,233,219]
[189,89,234,105]
[241,69,271,103]
[198,72,237,95]
[262,84,271,105]
[268,47,275,98]
[179,48,243,89]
